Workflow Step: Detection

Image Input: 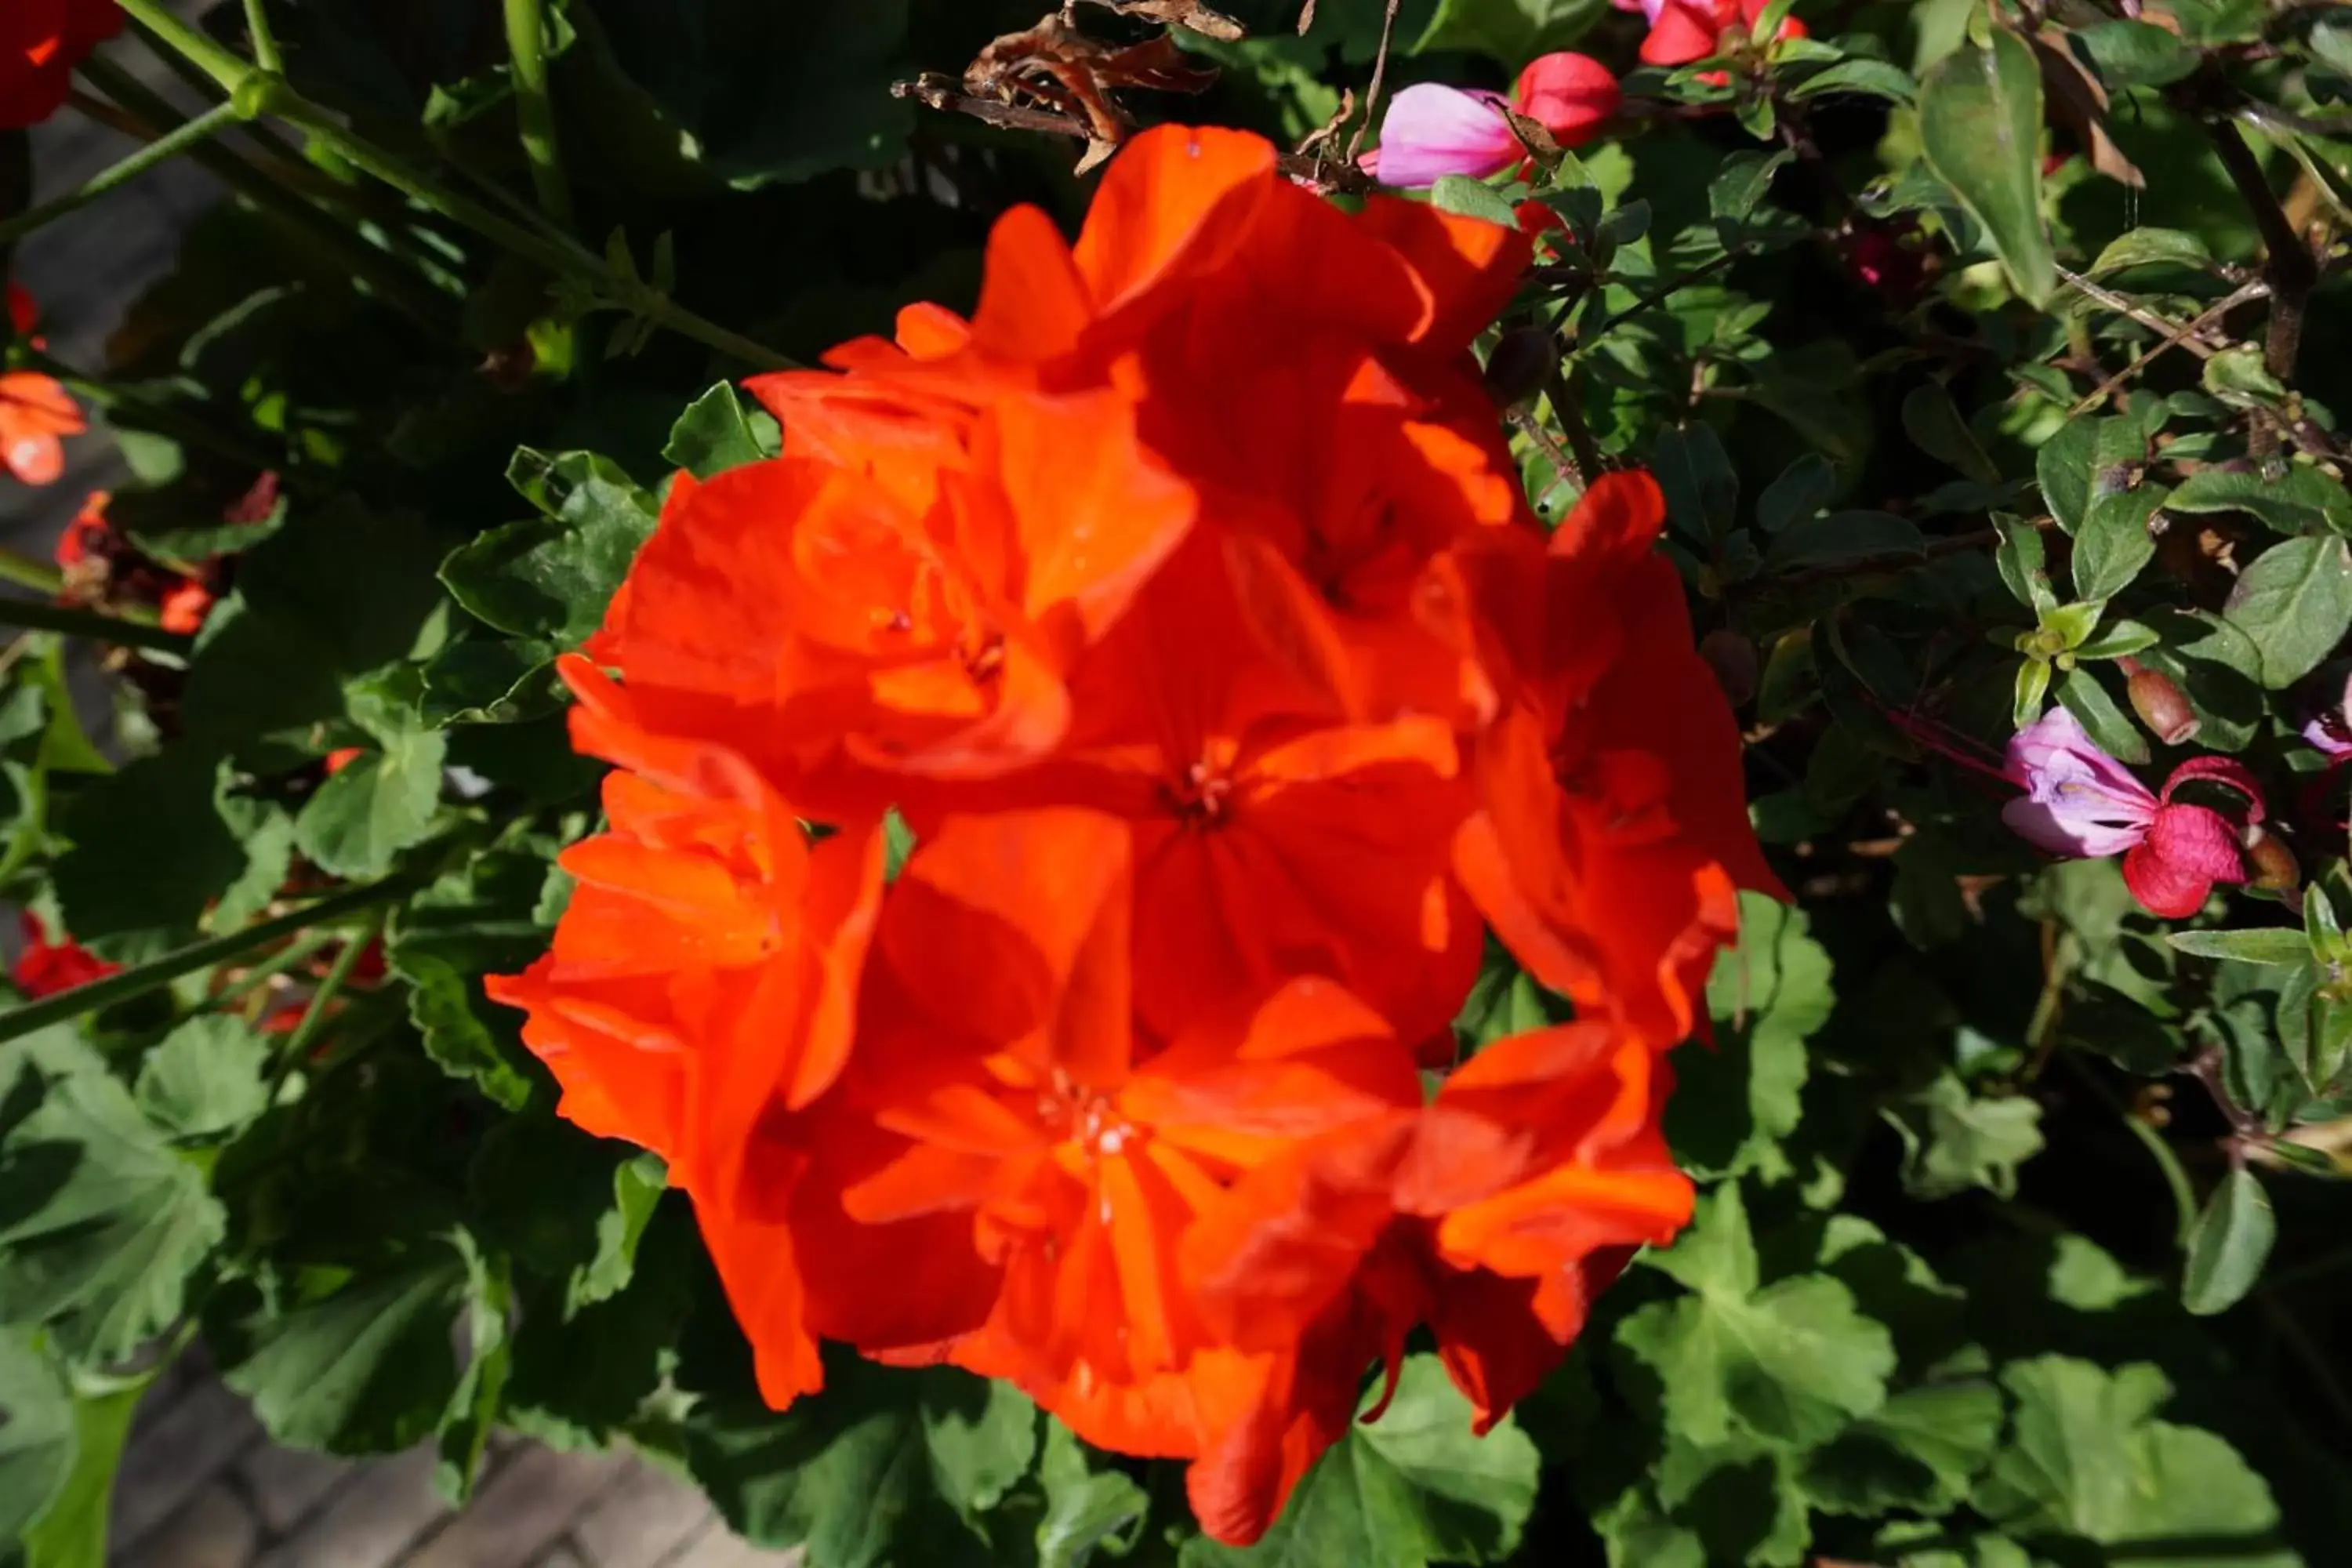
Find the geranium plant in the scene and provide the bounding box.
[2,1,2350,1564]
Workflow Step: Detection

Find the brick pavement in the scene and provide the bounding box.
[114,1350,799,1567]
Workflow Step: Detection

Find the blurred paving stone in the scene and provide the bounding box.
[234,1441,353,1537]
[253,1444,453,1568]
[666,1519,807,1567]
[401,1445,637,1568]
[110,1377,264,1555]
[568,1459,719,1568]
[131,1481,260,1568]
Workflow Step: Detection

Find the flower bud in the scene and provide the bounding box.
[2122,659,2200,746]
[2245,828,2299,897]
[1699,629,1759,709]
[1483,325,1559,411]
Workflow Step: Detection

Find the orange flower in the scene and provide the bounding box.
[493,123,1775,1549]
[1450,471,1781,1047]
[2,0,121,129]
[0,371,83,485]
[844,808,1424,1519]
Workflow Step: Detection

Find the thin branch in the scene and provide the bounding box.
[1566,249,1746,342]
[2064,277,2269,417]
[1345,0,1402,162]
[1542,364,1608,483]
[891,78,1376,193]
[1509,407,1584,495]
[0,597,194,657]
[2209,117,2320,453]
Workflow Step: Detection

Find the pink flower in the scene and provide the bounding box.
[2001,710,2262,919]
[1367,84,1519,187]
[1366,53,1621,188]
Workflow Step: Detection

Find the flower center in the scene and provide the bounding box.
[1159,757,1235,829]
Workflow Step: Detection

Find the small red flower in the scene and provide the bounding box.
[324,747,365,775]
[157,579,216,636]
[54,490,110,571]
[2,0,123,131]
[13,911,118,999]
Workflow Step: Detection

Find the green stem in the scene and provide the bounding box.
[20,343,283,474]
[0,101,242,250]
[241,0,283,76]
[114,0,252,97]
[0,877,416,1046]
[503,0,573,233]
[205,928,335,1011]
[76,57,462,334]
[0,597,194,656]
[114,0,795,371]
[267,909,384,1095]
[0,546,66,601]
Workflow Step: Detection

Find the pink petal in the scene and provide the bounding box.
[1367,85,1518,189]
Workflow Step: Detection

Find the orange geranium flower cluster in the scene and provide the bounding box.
[491,125,1777,1544]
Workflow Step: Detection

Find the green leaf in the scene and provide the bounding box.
[1800,1380,2005,1516]
[1973,1357,2293,1563]
[564,0,912,191]
[0,1038,225,1368]
[1617,1188,1896,1449]
[2088,227,2216,277]
[2013,657,2053,730]
[1036,1420,1148,1568]
[1672,895,1831,1180]
[214,1252,469,1454]
[1918,30,2055,306]
[2202,345,2289,409]
[664,383,781,479]
[2076,20,2201,88]
[1412,0,1607,65]
[2165,928,2315,966]
[2056,666,2148,766]
[2075,478,2165,604]
[181,502,452,754]
[0,1332,75,1546]
[1884,1073,2046,1201]
[389,847,560,1111]
[1428,176,1521,230]
[2180,1167,2276,1316]
[1654,424,1740,543]
[1182,1355,1539,1568]
[2036,418,2097,535]
[18,1372,144,1568]
[1903,383,1999,481]
[2166,466,2349,535]
[51,750,249,963]
[292,731,448,880]
[1764,511,1926,570]
[2071,619,2159,661]
[1755,453,1836,535]
[1787,58,1916,104]
[134,1015,271,1142]
[2224,535,2352,688]
[687,1356,1037,1566]
[440,493,658,651]
[1454,958,1565,1054]
[1994,514,2057,615]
